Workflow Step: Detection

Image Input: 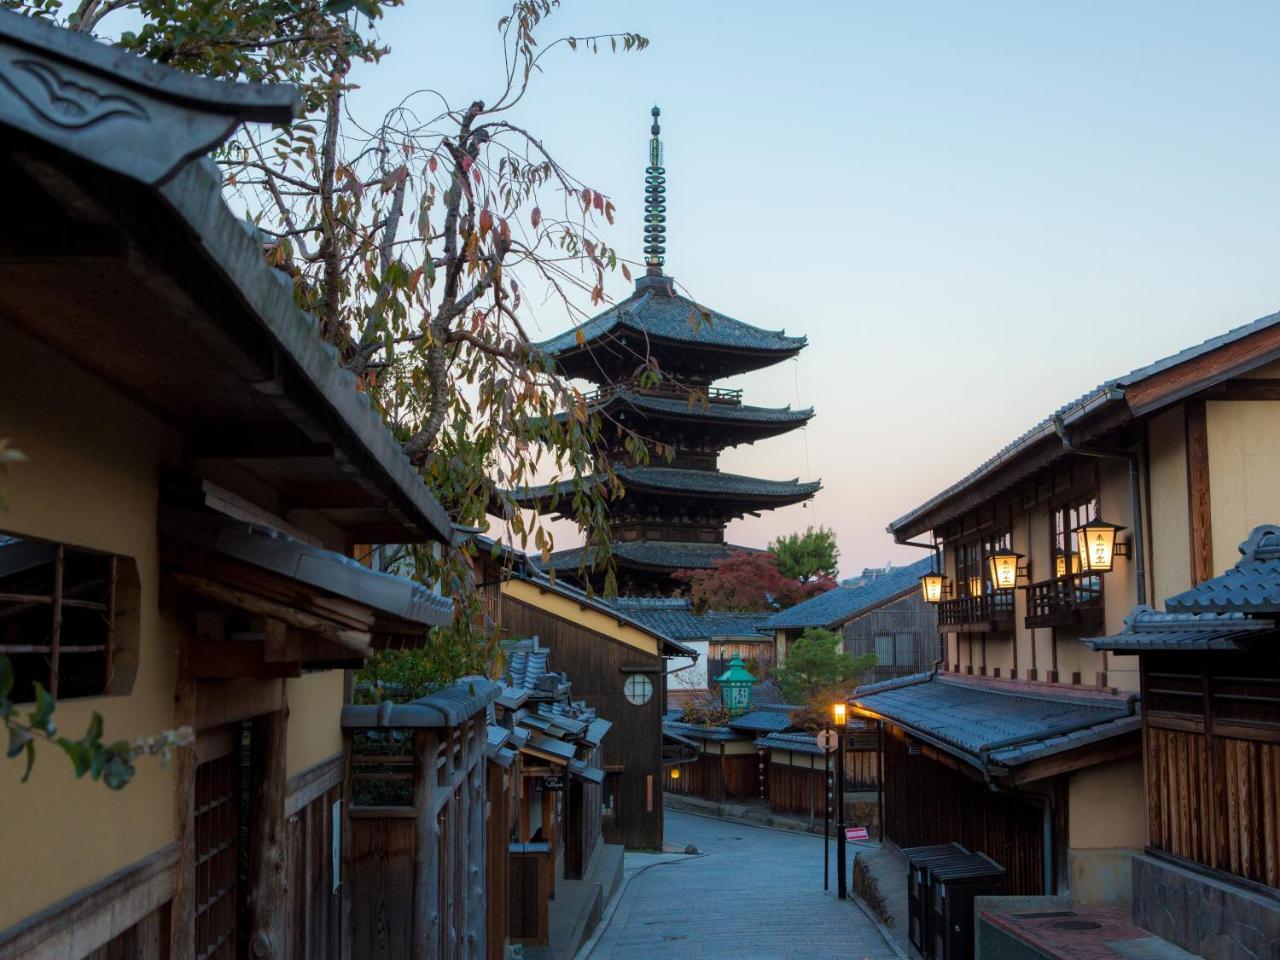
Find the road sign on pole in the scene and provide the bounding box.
[816,730,838,753]
[846,826,870,842]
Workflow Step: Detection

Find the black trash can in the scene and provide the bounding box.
[928,852,1006,960]
[901,843,968,956]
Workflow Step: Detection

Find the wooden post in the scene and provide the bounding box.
[467,718,486,959]
[413,730,441,960]
[1186,399,1215,584]
[169,620,198,960]
[247,683,288,959]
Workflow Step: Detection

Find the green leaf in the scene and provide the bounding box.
[20,740,35,783]
[28,683,55,735]
[6,722,32,759]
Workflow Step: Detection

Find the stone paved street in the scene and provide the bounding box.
[583,811,899,960]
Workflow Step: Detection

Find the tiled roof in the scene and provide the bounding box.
[539,540,762,573]
[569,389,813,426]
[661,719,744,743]
[515,466,821,503]
[341,677,502,729]
[760,556,936,630]
[1084,605,1276,653]
[537,281,807,357]
[728,706,797,733]
[610,597,769,640]
[756,731,827,756]
[889,311,1280,537]
[1165,524,1280,615]
[853,673,1139,771]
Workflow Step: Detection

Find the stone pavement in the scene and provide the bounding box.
[582,810,900,960]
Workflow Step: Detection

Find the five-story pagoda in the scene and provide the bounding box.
[517,107,819,594]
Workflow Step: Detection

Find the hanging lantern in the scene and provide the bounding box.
[987,548,1024,590]
[919,571,948,604]
[831,701,847,726]
[1055,553,1083,578]
[714,655,756,716]
[670,767,681,781]
[1075,518,1126,573]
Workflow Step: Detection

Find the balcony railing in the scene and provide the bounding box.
[582,381,743,406]
[1025,574,1103,628]
[937,591,1015,631]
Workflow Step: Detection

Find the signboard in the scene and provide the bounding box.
[815,730,838,753]
[538,775,565,792]
[846,826,870,842]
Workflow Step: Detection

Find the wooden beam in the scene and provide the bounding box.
[247,699,288,959]
[170,572,372,653]
[1005,731,1140,786]
[1198,378,1280,401]
[190,638,301,679]
[195,678,284,732]
[282,481,383,510]
[1126,323,1280,414]
[1185,400,1214,584]
[170,622,197,960]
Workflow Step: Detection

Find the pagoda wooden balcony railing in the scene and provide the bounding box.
[582,381,743,406]
[937,590,1015,632]
[1025,573,1103,628]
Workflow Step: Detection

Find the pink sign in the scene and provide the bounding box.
[846,826,870,842]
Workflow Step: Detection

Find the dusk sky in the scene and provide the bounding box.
[349,1,1280,578]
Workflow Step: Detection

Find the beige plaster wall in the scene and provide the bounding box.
[1067,756,1145,902]
[286,671,346,778]
[0,326,178,930]
[1147,408,1191,605]
[1207,399,1280,572]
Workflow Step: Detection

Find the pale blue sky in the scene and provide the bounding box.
[349,1,1280,577]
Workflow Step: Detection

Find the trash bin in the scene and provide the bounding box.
[901,843,968,956]
[928,852,1005,960]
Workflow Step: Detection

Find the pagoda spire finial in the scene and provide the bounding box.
[643,104,666,275]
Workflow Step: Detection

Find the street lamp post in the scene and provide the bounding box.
[832,701,848,900]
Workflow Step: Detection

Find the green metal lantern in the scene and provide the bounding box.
[715,656,756,716]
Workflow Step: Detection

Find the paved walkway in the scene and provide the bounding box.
[582,811,899,960]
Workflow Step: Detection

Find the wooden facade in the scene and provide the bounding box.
[0,18,461,959]
[881,727,1052,896]
[499,590,667,850]
[1141,650,1280,888]
[842,592,941,683]
[663,746,758,803]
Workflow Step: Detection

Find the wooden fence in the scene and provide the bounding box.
[344,715,489,960]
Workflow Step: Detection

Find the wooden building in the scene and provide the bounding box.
[510,108,817,595]
[1084,524,1280,958]
[762,556,939,683]
[866,308,1280,906]
[472,543,695,851]
[0,13,458,958]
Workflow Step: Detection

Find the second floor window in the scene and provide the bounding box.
[1052,496,1098,579]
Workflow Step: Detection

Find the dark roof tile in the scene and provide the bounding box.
[760,556,936,630]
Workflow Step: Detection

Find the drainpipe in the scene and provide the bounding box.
[1051,418,1147,606]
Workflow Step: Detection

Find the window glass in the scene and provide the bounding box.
[623,674,653,706]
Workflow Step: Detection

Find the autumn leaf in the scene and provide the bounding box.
[479,208,493,237]
[621,262,632,282]
[531,206,542,228]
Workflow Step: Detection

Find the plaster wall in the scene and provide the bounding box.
[1206,399,1280,573]
[1066,756,1145,902]
[0,325,178,930]
[1146,407,1192,604]
[768,749,822,769]
[285,670,346,777]
[501,579,659,655]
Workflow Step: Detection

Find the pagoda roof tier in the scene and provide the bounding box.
[538,274,806,383]
[512,466,820,514]
[557,387,813,444]
[535,540,763,575]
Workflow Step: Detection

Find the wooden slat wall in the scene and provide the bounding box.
[347,817,415,959]
[84,905,170,960]
[883,727,1046,895]
[767,762,828,818]
[286,781,342,959]
[1147,726,1280,888]
[502,596,665,849]
[485,762,513,960]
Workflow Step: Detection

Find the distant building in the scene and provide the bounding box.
[513,107,818,594]
[760,556,939,682]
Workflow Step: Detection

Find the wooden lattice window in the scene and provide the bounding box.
[0,533,131,701]
[194,740,244,960]
[350,730,417,807]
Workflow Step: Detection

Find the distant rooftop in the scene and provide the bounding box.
[760,555,936,631]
